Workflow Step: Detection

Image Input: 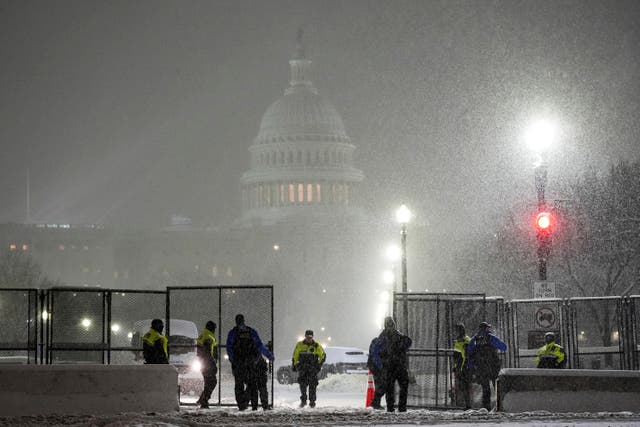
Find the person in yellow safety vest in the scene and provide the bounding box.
[196,320,218,408]
[143,318,168,364]
[536,332,566,369]
[292,330,326,408]
[452,323,472,409]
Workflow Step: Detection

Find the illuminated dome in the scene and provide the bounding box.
[238,32,364,227]
[256,89,349,143]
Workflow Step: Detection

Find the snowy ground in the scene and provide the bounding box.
[2,374,640,426]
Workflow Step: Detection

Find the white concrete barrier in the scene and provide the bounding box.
[0,364,179,416]
[497,368,640,413]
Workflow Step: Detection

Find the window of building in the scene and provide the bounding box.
[280,184,285,204]
[298,183,304,202]
[307,184,313,202]
[316,184,322,202]
[289,184,295,203]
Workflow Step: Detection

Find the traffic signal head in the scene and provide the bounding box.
[535,211,552,231]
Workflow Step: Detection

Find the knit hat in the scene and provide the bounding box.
[305,330,314,337]
[206,320,216,332]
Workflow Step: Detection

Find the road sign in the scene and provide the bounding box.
[534,306,556,329]
[533,281,556,299]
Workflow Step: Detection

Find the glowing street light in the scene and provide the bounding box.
[524,118,557,155]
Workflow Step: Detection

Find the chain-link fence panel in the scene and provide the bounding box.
[629,296,640,370]
[46,288,106,364]
[505,298,567,368]
[168,286,273,406]
[568,296,624,370]
[108,290,166,365]
[393,293,505,408]
[0,289,38,364]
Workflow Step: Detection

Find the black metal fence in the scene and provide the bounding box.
[1,287,637,409]
[394,293,640,409]
[167,286,274,406]
[393,293,505,408]
[0,288,38,364]
[0,285,273,406]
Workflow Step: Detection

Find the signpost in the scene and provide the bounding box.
[533,281,556,299]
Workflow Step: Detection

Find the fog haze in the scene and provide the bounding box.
[1,0,639,237]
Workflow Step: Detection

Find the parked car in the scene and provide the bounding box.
[276,346,368,384]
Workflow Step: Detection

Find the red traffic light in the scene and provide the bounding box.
[535,211,552,230]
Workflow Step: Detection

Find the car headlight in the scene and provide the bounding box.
[191,359,202,372]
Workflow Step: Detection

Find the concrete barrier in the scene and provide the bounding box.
[0,364,179,416]
[497,368,640,413]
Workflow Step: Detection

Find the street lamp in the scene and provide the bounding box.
[525,119,556,281]
[395,204,411,332]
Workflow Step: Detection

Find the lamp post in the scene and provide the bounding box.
[395,204,411,332]
[525,119,556,281]
[385,244,401,316]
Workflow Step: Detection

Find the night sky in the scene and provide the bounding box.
[1,0,638,237]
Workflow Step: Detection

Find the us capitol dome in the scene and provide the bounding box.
[238,34,364,226]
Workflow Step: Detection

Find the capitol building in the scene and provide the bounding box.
[238,35,364,227]
[0,35,382,352]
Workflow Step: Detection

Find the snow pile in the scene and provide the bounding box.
[317,372,368,392]
[2,407,640,427]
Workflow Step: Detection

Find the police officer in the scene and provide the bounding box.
[467,322,507,411]
[452,323,471,409]
[142,318,168,364]
[292,330,326,408]
[377,317,412,413]
[226,314,274,411]
[196,320,218,409]
[536,332,566,369]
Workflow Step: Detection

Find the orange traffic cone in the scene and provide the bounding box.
[365,370,375,407]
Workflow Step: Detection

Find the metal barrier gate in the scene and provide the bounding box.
[505,298,569,368]
[167,286,274,406]
[45,287,166,364]
[568,296,628,370]
[393,292,505,408]
[0,288,38,364]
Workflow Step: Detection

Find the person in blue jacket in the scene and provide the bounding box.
[367,336,386,409]
[467,321,507,411]
[226,314,274,411]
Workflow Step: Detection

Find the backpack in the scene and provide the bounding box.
[233,326,258,362]
[471,333,501,381]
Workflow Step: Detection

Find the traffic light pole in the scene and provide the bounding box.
[535,162,549,281]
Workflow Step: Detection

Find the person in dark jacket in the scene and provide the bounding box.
[467,322,507,411]
[292,330,326,408]
[256,340,273,410]
[536,332,566,369]
[452,323,472,409]
[226,314,274,411]
[377,316,412,412]
[367,336,385,409]
[196,320,218,409]
[142,318,168,364]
